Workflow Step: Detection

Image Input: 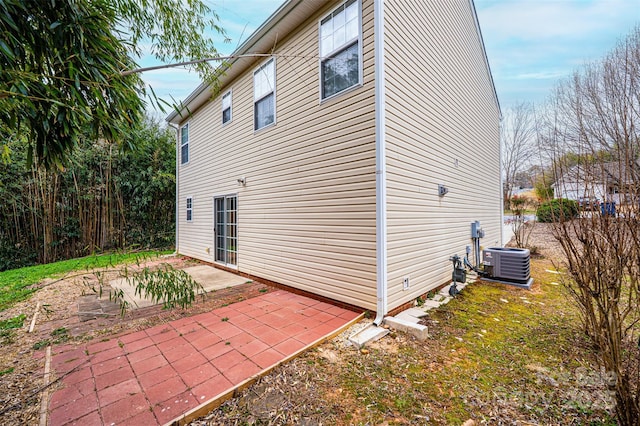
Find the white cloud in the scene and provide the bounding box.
[476,0,638,41]
[512,70,568,80]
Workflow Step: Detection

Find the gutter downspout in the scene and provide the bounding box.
[373,0,387,326]
[499,118,504,247]
[168,123,179,256]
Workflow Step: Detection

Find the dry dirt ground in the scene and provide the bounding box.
[505,221,565,261]
[0,256,271,425]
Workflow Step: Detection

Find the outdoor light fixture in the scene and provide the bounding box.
[237,177,246,186]
[438,184,448,197]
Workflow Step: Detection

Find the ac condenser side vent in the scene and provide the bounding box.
[483,247,532,287]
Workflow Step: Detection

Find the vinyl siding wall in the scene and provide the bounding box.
[383,0,501,310]
[177,0,378,310]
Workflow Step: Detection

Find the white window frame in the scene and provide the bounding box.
[319,0,363,101]
[186,196,193,222]
[222,90,232,125]
[214,194,238,268]
[180,122,190,165]
[253,58,276,131]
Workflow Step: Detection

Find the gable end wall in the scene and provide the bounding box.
[177,0,378,310]
[383,0,502,310]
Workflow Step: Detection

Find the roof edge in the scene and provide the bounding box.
[469,0,502,119]
[166,0,307,124]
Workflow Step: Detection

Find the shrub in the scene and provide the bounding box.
[0,237,37,272]
[509,195,527,214]
[534,179,554,201]
[537,198,579,223]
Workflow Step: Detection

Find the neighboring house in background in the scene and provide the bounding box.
[552,165,608,203]
[552,162,639,205]
[167,0,501,317]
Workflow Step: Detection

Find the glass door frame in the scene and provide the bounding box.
[214,194,238,267]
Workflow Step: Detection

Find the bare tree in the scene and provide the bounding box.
[501,102,536,209]
[541,26,640,425]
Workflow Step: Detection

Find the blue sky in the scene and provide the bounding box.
[141,0,640,112]
[475,0,639,108]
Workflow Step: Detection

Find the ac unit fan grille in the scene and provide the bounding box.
[483,247,531,284]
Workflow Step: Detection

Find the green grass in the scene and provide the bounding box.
[0,314,26,344]
[0,314,26,330]
[0,367,14,376]
[32,326,71,350]
[0,250,172,312]
[329,259,612,424]
[425,274,585,423]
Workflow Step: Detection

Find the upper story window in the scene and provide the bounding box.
[180,123,189,165]
[320,0,361,99]
[253,58,275,130]
[186,197,193,222]
[222,90,232,125]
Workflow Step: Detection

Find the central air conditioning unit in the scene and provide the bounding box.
[482,247,533,289]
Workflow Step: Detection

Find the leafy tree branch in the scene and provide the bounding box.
[0,0,223,168]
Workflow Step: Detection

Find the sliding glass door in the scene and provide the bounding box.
[214,195,237,266]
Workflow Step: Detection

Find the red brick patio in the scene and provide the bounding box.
[46,290,362,425]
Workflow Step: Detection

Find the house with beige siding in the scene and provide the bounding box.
[167,0,502,320]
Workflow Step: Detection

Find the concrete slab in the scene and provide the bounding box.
[348,324,390,348]
[420,300,442,309]
[396,307,430,323]
[383,317,429,341]
[403,307,429,318]
[182,265,251,291]
[109,278,157,308]
[109,266,251,309]
[395,311,421,323]
[439,285,452,296]
[77,295,121,321]
[432,294,448,303]
[481,276,534,290]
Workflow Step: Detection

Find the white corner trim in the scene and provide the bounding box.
[167,122,180,254]
[373,0,387,326]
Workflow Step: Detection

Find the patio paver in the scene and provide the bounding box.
[46,290,362,425]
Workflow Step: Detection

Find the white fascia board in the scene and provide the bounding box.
[167,0,332,125]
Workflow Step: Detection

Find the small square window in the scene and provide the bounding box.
[222,91,232,124]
